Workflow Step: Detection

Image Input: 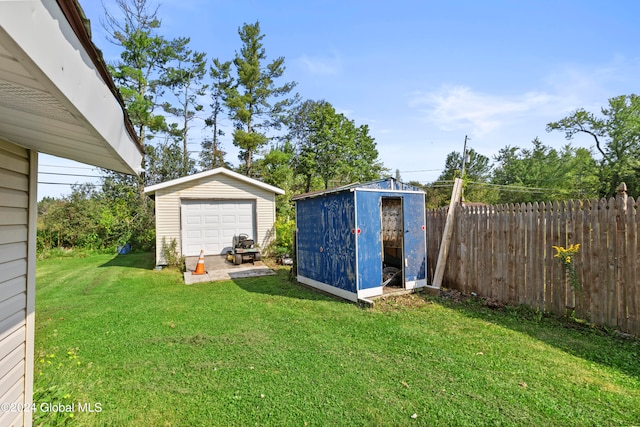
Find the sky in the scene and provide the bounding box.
[38,0,640,199]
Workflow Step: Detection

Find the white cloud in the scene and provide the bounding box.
[409,58,640,143]
[297,53,341,75]
[409,85,562,137]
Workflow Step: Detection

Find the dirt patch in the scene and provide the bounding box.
[374,293,432,311]
[438,288,506,309]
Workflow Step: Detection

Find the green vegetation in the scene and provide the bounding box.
[35,254,640,426]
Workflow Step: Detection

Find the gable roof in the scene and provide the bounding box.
[0,0,142,174]
[144,167,286,196]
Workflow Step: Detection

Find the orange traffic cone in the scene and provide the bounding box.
[192,250,206,275]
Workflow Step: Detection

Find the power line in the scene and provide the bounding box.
[38,182,100,186]
[399,168,444,173]
[39,172,102,178]
[467,181,570,194]
[40,164,98,170]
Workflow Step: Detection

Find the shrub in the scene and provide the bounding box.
[161,237,185,270]
[271,216,295,257]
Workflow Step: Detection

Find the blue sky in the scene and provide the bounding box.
[39,0,640,199]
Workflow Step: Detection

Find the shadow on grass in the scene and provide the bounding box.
[99,252,156,270]
[423,291,640,381]
[230,268,353,304]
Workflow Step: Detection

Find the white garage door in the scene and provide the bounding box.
[181,200,255,256]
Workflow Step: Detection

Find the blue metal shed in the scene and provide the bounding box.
[293,178,427,302]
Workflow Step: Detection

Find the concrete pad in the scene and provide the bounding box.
[183,255,276,285]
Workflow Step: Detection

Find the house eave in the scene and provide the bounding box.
[0,0,142,175]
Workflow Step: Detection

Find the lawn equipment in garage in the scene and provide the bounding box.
[230,233,261,265]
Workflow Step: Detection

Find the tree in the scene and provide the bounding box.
[225,21,298,176]
[340,123,386,185]
[288,99,385,192]
[491,138,599,203]
[547,94,640,197]
[253,141,296,217]
[101,0,174,248]
[429,148,495,206]
[201,58,233,170]
[162,38,208,175]
[103,0,176,221]
[198,137,230,170]
[104,0,172,147]
[145,138,188,185]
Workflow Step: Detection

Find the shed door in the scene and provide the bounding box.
[181,200,255,256]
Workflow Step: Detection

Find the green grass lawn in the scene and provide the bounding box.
[34,253,640,426]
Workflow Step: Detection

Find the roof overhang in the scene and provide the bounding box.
[0,0,143,175]
[144,167,286,196]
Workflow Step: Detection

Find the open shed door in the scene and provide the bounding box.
[381,197,404,288]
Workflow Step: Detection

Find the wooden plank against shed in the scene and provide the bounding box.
[431,177,463,289]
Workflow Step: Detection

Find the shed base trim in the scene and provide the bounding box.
[358,286,383,299]
[406,279,427,290]
[297,275,358,302]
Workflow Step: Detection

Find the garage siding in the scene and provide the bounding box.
[154,173,276,264]
[0,140,35,427]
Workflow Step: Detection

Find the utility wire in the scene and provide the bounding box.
[40,164,98,170]
[39,172,102,178]
[398,168,444,173]
[38,182,100,186]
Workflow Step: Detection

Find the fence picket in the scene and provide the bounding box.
[624,197,637,333]
[632,197,640,333]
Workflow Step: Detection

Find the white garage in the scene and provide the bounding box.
[181,199,255,256]
[144,168,285,265]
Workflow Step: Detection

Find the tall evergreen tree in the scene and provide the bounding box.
[162,39,208,175]
[104,0,171,148]
[225,21,298,176]
[201,58,233,170]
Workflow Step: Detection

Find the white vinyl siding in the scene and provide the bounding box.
[0,140,35,427]
[153,173,277,264]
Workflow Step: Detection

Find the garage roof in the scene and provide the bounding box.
[144,167,286,196]
[0,0,142,174]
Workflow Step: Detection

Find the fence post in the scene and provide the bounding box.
[616,183,628,331]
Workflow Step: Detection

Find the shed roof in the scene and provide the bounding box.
[144,167,286,196]
[292,178,424,201]
[0,0,142,174]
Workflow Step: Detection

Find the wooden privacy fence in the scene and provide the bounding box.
[426,187,640,336]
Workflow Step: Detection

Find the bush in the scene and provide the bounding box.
[161,237,185,270]
[271,216,295,257]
